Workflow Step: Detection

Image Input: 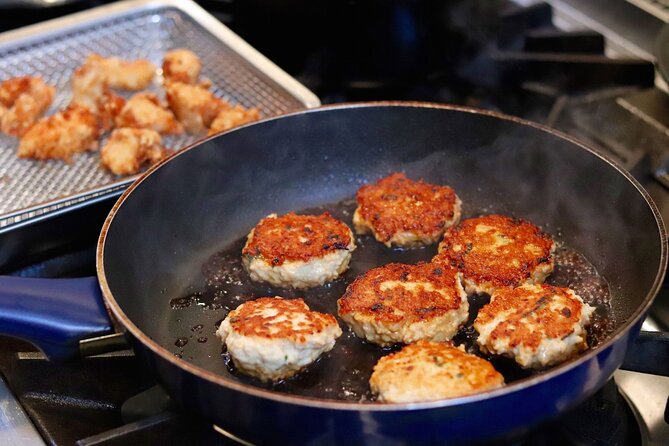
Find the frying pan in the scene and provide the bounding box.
[0,103,666,445]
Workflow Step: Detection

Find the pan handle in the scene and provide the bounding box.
[621,330,669,376]
[0,276,113,362]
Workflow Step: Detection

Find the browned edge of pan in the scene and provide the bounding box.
[95,101,668,411]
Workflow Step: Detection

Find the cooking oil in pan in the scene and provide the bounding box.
[168,199,613,402]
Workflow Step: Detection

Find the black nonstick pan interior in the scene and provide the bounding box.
[102,104,663,402]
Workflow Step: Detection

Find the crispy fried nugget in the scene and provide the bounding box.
[474,284,595,369]
[0,76,55,137]
[337,262,468,346]
[165,81,227,133]
[0,76,32,106]
[434,215,555,295]
[100,128,166,175]
[71,61,107,109]
[70,62,126,131]
[115,92,183,135]
[354,173,462,248]
[370,341,504,403]
[208,105,261,136]
[83,54,155,90]
[18,105,99,161]
[162,49,201,84]
[96,90,126,131]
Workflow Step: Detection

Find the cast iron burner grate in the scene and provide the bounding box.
[0,0,667,444]
[0,245,650,445]
[0,346,642,446]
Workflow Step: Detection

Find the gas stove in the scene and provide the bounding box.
[1,0,669,445]
[1,251,667,445]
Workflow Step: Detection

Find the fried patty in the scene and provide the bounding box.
[337,262,468,346]
[242,212,356,288]
[474,284,595,369]
[216,297,342,381]
[434,214,555,295]
[353,172,462,248]
[370,340,504,403]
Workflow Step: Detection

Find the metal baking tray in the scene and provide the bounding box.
[0,0,320,231]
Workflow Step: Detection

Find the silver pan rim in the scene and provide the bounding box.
[97,101,668,411]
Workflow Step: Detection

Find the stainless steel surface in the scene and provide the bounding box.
[616,370,669,446]
[642,317,663,331]
[547,0,664,59]
[213,425,255,446]
[627,0,669,22]
[0,0,319,229]
[617,88,669,138]
[0,0,85,8]
[0,375,45,446]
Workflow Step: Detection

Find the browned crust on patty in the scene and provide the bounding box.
[227,297,338,342]
[242,213,353,265]
[434,214,554,290]
[476,284,587,351]
[355,173,459,243]
[370,340,504,398]
[337,263,463,323]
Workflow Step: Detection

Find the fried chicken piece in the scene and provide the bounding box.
[115,92,183,135]
[3,95,49,137]
[71,64,126,132]
[165,81,228,133]
[162,49,201,84]
[71,61,107,109]
[100,128,166,175]
[18,105,99,161]
[84,54,156,90]
[95,90,126,132]
[208,105,261,135]
[0,76,55,137]
[0,77,32,106]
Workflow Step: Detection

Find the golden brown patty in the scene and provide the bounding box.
[434,214,555,294]
[337,262,468,346]
[222,297,339,341]
[474,284,595,368]
[370,340,504,403]
[353,172,461,247]
[216,297,342,381]
[243,212,354,265]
